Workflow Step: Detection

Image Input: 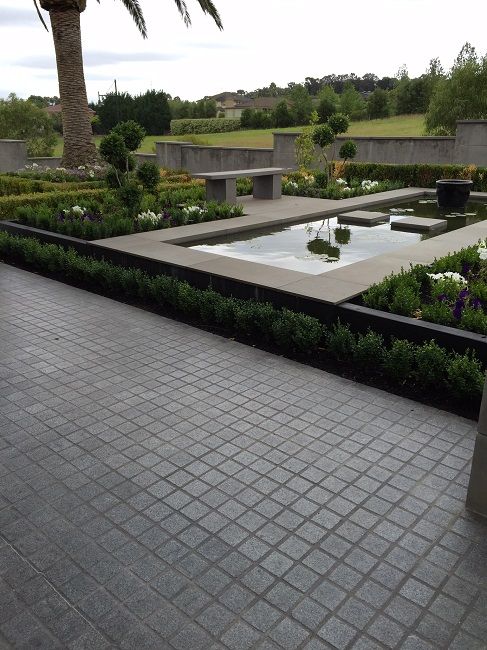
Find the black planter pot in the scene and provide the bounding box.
[436,179,473,209]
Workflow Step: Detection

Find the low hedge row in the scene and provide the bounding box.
[0,189,109,220]
[170,118,241,135]
[0,175,104,196]
[0,231,483,406]
[342,162,487,191]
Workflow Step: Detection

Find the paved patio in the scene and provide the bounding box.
[0,263,486,650]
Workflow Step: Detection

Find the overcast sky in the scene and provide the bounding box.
[0,0,485,102]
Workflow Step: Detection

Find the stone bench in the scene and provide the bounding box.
[192,168,289,203]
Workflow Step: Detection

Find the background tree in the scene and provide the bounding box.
[0,94,57,157]
[289,84,313,126]
[34,0,223,167]
[367,88,390,119]
[317,86,340,123]
[272,101,293,128]
[425,43,487,134]
[339,82,367,120]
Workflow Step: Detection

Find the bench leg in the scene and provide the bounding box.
[206,178,237,204]
[253,174,282,200]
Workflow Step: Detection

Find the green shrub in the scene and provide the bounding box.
[390,285,421,317]
[447,351,485,399]
[327,321,356,360]
[343,162,487,192]
[0,189,108,220]
[421,301,455,326]
[415,341,449,389]
[327,113,350,135]
[354,330,384,368]
[136,162,160,193]
[338,140,357,161]
[0,175,103,196]
[383,338,415,381]
[271,309,323,352]
[459,307,487,334]
[171,118,241,135]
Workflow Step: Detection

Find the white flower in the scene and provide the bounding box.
[427,272,467,284]
[285,181,299,191]
[361,179,379,190]
[342,186,351,192]
[336,178,347,185]
[136,210,162,224]
[71,205,85,216]
[182,205,207,217]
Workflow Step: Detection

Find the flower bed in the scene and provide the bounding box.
[282,170,403,199]
[363,241,487,335]
[0,231,483,413]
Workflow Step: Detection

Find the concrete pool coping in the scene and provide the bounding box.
[92,188,487,306]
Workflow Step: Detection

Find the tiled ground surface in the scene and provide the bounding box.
[1,263,486,650]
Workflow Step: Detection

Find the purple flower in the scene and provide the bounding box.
[437,293,448,302]
[452,299,465,320]
[458,288,470,300]
[472,297,483,310]
[461,262,472,277]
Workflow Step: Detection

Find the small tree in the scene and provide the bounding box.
[367,88,390,119]
[295,111,320,169]
[100,120,146,215]
[339,140,357,162]
[312,113,351,181]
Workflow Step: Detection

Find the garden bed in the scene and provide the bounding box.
[0,230,483,420]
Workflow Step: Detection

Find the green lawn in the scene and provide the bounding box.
[53,114,426,157]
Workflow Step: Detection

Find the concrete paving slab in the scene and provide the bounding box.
[391,217,447,232]
[338,210,390,226]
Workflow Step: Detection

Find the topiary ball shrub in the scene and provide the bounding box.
[312,124,335,150]
[136,162,160,193]
[112,120,146,152]
[328,113,350,135]
[339,140,357,161]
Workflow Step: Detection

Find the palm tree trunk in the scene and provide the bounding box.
[47,5,97,167]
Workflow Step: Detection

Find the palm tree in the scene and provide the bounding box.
[34,1,222,168]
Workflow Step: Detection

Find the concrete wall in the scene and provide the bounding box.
[28,157,62,169]
[0,140,28,172]
[272,133,457,169]
[454,121,487,165]
[155,141,273,173]
[3,120,487,175]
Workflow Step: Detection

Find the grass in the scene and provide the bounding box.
[53,114,426,157]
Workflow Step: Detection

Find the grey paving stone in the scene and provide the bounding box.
[0,265,485,650]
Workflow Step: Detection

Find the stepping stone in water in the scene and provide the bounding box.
[391,216,447,232]
[338,210,390,226]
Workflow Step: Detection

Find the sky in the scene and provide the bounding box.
[0,0,486,103]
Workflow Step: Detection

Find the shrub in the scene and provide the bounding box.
[0,188,107,220]
[271,309,324,352]
[136,162,160,193]
[338,141,357,162]
[415,341,449,388]
[354,330,384,368]
[327,113,350,135]
[447,351,484,399]
[327,321,356,360]
[459,307,487,334]
[421,301,455,326]
[390,285,421,317]
[383,339,415,381]
[170,118,241,135]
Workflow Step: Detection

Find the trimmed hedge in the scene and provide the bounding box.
[342,162,487,191]
[0,175,104,196]
[0,231,483,406]
[0,189,109,220]
[171,118,241,135]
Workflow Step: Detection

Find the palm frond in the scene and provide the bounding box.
[194,0,223,30]
[173,0,191,27]
[118,0,148,38]
[33,0,49,31]
[173,0,223,30]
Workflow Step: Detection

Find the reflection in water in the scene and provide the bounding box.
[187,199,487,275]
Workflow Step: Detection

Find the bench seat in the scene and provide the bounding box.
[192,167,289,203]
